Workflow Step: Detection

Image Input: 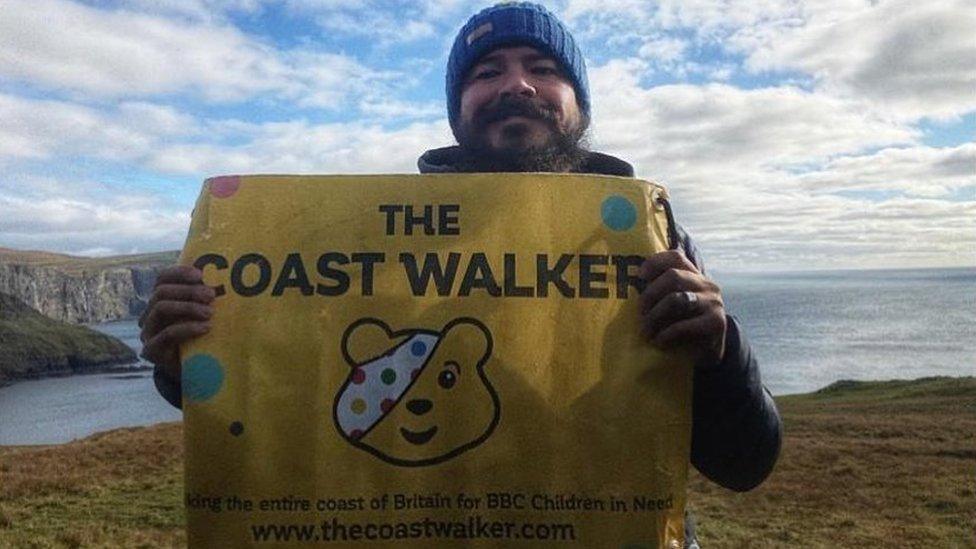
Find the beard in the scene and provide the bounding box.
[454,96,590,173]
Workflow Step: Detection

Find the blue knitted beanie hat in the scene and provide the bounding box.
[446,2,590,137]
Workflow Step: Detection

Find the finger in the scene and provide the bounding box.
[642,291,702,339]
[141,284,215,328]
[146,284,215,312]
[154,265,204,287]
[652,310,725,348]
[639,268,708,314]
[141,300,213,342]
[638,249,699,282]
[141,321,211,367]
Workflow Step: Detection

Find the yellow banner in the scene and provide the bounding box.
[180,174,692,548]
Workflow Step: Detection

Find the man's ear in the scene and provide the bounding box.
[341,318,405,366]
[440,318,493,367]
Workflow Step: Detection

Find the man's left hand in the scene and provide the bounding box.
[639,250,727,368]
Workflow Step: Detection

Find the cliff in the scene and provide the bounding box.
[0,292,137,383]
[0,248,179,324]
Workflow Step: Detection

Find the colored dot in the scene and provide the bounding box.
[351,368,365,384]
[182,354,224,402]
[229,421,244,436]
[350,429,363,440]
[208,175,241,198]
[381,368,396,385]
[601,195,637,231]
[410,340,427,356]
[380,398,395,413]
[351,398,367,415]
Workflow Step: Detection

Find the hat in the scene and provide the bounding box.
[446,2,590,137]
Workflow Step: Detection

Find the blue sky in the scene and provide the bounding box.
[0,0,973,270]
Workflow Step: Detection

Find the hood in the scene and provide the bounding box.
[417,146,635,178]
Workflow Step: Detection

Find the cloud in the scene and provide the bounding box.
[0,93,198,162]
[736,0,976,121]
[568,0,976,121]
[284,0,480,47]
[588,60,916,185]
[0,0,394,109]
[797,143,976,198]
[146,118,453,175]
[586,57,973,271]
[0,175,190,255]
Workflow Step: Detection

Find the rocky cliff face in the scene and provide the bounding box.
[0,250,178,324]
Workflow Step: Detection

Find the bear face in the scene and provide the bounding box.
[333,317,499,467]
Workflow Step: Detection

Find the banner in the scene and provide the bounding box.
[180,174,692,548]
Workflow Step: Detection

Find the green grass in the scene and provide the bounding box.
[0,247,178,276]
[1,378,973,547]
[0,293,135,380]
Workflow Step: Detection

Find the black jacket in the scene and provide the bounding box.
[155,147,782,491]
[417,146,783,491]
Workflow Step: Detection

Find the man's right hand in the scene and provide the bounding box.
[139,265,215,386]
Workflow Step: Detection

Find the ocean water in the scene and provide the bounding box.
[713,267,976,395]
[0,268,972,444]
[0,320,182,445]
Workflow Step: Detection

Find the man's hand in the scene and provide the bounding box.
[139,265,215,384]
[639,250,727,368]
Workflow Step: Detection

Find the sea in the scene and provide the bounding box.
[0,267,972,445]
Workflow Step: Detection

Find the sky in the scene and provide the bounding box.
[0,0,973,271]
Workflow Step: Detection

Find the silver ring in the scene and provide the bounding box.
[682,290,699,305]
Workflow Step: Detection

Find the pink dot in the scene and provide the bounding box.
[208,175,241,198]
[380,398,395,413]
[351,368,365,384]
[349,429,363,440]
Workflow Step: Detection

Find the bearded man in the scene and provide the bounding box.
[141,4,781,547]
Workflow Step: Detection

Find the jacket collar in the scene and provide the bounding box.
[417,145,635,177]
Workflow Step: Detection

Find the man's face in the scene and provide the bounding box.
[457,46,583,154]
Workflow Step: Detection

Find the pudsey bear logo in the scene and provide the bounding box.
[333,317,499,467]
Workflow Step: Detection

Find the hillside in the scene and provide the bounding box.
[0,248,178,275]
[0,247,179,323]
[0,292,136,383]
[0,377,972,547]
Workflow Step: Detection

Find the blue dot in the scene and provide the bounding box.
[410,340,427,357]
[601,195,637,231]
[182,354,224,403]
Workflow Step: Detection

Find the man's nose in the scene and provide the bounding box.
[498,69,536,99]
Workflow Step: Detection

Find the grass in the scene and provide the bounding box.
[0,424,185,548]
[0,247,178,276]
[0,293,135,381]
[1,377,973,547]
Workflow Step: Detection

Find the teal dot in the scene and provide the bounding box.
[601,195,637,231]
[381,368,397,385]
[182,354,224,402]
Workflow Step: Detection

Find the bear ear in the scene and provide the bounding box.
[341,318,405,366]
[441,317,493,367]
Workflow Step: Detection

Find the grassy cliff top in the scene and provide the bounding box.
[0,376,973,547]
[0,292,136,379]
[0,247,179,274]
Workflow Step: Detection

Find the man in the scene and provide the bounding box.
[141,3,781,545]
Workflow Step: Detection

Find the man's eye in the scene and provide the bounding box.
[532,66,558,75]
[474,69,499,80]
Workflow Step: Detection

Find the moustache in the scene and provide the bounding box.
[473,98,559,129]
